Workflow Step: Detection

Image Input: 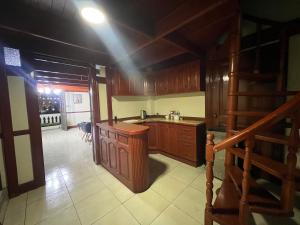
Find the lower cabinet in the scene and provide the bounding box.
[145,122,205,166]
[98,125,149,193]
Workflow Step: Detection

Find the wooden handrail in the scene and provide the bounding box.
[214,91,300,152]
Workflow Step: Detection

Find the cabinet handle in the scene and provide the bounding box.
[213,113,217,118]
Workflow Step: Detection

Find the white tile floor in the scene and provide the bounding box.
[3,129,300,225]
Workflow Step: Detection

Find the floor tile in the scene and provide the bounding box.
[173,187,205,222]
[151,175,187,202]
[124,189,169,225]
[25,190,73,225]
[75,188,121,225]
[93,205,139,225]
[36,206,81,225]
[168,165,201,185]
[106,179,135,203]
[27,176,66,204]
[151,205,199,225]
[67,176,106,203]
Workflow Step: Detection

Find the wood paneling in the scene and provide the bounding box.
[98,123,149,193]
[112,60,204,96]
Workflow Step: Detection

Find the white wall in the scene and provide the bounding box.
[112,96,150,119]
[152,92,206,117]
[110,92,206,118]
[64,92,91,126]
[99,83,108,120]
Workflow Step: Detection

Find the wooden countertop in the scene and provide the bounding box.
[122,118,205,126]
[96,122,149,135]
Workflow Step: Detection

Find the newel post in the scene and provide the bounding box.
[281,111,299,213]
[239,136,254,225]
[205,133,215,225]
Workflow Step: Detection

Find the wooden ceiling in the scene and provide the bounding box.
[0,0,239,69]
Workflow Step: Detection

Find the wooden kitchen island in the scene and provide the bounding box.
[96,122,149,193]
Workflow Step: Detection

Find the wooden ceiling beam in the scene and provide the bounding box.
[156,0,229,38]
[32,60,89,75]
[0,28,111,65]
[34,72,88,81]
[36,77,88,85]
[114,0,230,65]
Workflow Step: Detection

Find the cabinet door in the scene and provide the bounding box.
[117,72,130,95]
[118,144,131,181]
[133,77,145,95]
[166,124,178,155]
[108,140,118,173]
[144,77,156,95]
[157,123,169,151]
[100,136,109,167]
[177,126,196,161]
[145,123,157,150]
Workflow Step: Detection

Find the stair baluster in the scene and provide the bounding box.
[205,133,215,225]
[281,111,299,214]
[239,136,254,225]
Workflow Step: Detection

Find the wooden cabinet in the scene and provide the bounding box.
[97,123,149,193]
[157,123,169,151]
[111,60,204,96]
[146,122,206,166]
[99,135,109,167]
[112,70,145,96]
[144,122,157,150]
[144,76,156,95]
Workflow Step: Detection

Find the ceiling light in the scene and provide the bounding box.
[81,7,106,24]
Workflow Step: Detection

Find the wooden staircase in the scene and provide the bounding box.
[204,13,300,225]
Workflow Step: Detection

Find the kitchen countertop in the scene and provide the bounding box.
[122,117,205,126]
[96,122,149,135]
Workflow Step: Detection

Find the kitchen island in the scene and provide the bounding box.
[96,122,149,193]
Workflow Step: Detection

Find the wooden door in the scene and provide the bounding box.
[205,60,228,130]
[0,51,45,197]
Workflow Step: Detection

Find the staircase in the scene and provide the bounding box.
[204,13,300,225]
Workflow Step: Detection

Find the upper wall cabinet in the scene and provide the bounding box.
[111,60,204,96]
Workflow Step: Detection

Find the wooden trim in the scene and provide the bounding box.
[89,67,101,164]
[12,129,30,136]
[25,79,46,191]
[67,125,78,129]
[0,55,19,197]
[66,110,91,114]
[105,67,113,124]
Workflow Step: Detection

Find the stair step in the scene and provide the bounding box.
[211,180,240,225]
[255,133,300,147]
[227,166,292,216]
[228,148,300,180]
[229,147,286,179]
[228,111,270,117]
[229,91,299,97]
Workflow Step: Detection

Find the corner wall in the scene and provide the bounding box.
[287,34,300,168]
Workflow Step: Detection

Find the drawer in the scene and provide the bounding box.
[118,134,129,145]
